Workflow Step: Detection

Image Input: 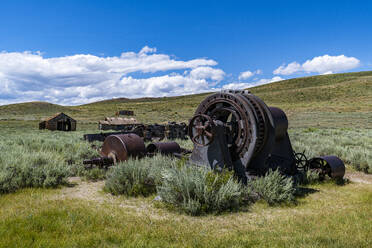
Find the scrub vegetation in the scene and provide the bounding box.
[0,126,99,194]
[290,128,372,173]
[0,71,371,247]
[0,71,371,126]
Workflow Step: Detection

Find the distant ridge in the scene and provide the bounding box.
[1,71,371,123]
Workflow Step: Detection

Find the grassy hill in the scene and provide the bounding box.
[0,71,371,247]
[1,71,371,127]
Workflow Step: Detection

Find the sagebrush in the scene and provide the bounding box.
[249,169,296,205]
[0,129,99,193]
[290,128,372,173]
[104,155,176,197]
[157,166,253,215]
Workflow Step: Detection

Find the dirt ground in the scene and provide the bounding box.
[60,171,372,204]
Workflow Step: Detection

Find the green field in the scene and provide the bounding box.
[1,71,371,127]
[0,71,371,247]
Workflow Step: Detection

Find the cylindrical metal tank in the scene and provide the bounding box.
[100,134,146,163]
[309,155,345,178]
[146,142,181,155]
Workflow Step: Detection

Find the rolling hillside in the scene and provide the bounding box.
[1,71,371,128]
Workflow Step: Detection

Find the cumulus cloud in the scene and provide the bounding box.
[190,66,225,81]
[139,46,157,54]
[222,76,284,90]
[0,47,224,105]
[273,55,360,75]
[273,62,301,75]
[238,69,262,80]
[238,70,253,80]
[302,55,360,74]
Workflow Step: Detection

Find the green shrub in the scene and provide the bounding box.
[104,155,175,197]
[0,151,70,194]
[0,129,100,193]
[290,128,372,174]
[302,169,321,185]
[295,169,321,185]
[83,168,107,181]
[249,169,296,205]
[104,159,156,196]
[157,166,251,215]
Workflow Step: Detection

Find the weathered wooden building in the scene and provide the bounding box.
[39,113,76,131]
[116,110,134,116]
[99,117,138,130]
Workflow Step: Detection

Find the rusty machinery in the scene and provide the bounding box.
[83,134,190,168]
[187,90,345,182]
[83,122,188,143]
[84,89,345,183]
[84,133,146,168]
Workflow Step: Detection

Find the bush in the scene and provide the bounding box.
[104,155,175,197]
[104,159,155,196]
[249,169,296,205]
[157,166,251,215]
[83,168,107,181]
[0,130,99,194]
[290,128,372,174]
[297,169,321,185]
[0,151,70,194]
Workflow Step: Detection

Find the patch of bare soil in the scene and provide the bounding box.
[56,177,165,218]
[345,171,372,184]
[59,177,109,203]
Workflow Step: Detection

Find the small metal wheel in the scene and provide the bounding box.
[188,114,215,146]
[294,151,308,170]
[308,157,329,180]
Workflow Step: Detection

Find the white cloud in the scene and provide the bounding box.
[139,46,157,54]
[273,55,360,75]
[255,76,284,85]
[222,76,284,90]
[238,69,262,80]
[273,62,301,75]
[0,47,224,105]
[222,82,253,90]
[238,70,253,80]
[302,55,360,74]
[190,66,225,81]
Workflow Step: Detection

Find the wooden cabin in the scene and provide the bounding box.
[116,110,134,116]
[39,113,76,131]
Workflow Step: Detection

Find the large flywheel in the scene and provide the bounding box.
[189,90,271,166]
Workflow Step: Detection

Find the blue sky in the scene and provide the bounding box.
[0,0,371,105]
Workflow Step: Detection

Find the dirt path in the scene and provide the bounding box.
[59,177,109,203]
[345,171,372,184]
[58,177,162,217]
[60,171,372,205]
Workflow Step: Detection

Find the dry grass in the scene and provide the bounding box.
[0,173,371,247]
[1,71,371,128]
[0,71,371,246]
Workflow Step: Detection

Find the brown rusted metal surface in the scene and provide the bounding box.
[146,142,181,155]
[117,110,134,116]
[308,156,345,179]
[100,134,145,163]
[188,114,215,146]
[83,156,114,169]
[188,89,345,182]
[85,122,188,142]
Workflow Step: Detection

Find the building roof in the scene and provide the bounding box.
[99,117,138,125]
[45,112,76,122]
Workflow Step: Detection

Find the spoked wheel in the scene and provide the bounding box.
[188,114,215,146]
[308,157,330,180]
[294,151,308,170]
